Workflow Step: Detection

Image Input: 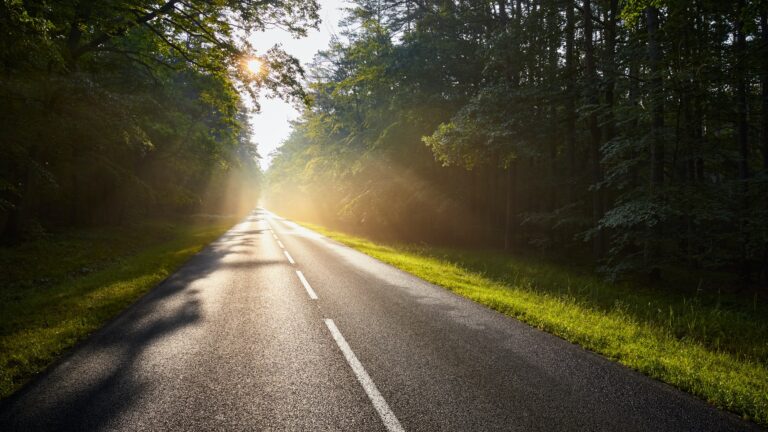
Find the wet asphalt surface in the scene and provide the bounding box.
[0,209,761,431]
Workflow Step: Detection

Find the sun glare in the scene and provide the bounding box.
[245,58,264,75]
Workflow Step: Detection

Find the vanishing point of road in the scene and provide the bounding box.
[0,209,761,431]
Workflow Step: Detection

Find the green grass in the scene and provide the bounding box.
[303,223,768,426]
[0,217,236,399]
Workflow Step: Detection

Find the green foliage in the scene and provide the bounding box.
[620,0,667,26]
[268,0,768,283]
[0,0,319,239]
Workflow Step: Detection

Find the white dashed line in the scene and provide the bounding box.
[283,251,295,265]
[277,240,285,249]
[324,319,405,432]
[272,233,278,240]
[295,271,318,300]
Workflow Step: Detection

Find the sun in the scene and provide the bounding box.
[245,58,264,75]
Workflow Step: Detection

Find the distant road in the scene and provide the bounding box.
[0,209,760,431]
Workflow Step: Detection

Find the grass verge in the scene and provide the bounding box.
[304,223,768,426]
[0,217,236,399]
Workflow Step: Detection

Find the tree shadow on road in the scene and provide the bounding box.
[0,211,266,431]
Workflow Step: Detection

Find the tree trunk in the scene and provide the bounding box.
[761,6,768,284]
[647,6,664,189]
[583,0,605,259]
[497,0,508,25]
[761,9,768,171]
[646,5,664,280]
[735,1,750,184]
[565,0,576,203]
[488,156,498,245]
[547,3,559,220]
[628,36,641,189]
[504,162,517,250]
[603,0,618,144]
[735,0,751,283]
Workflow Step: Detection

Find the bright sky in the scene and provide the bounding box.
[248,0,348,169]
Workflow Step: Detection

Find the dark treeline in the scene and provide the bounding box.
[0,0,319,242]
[268,0,768,282]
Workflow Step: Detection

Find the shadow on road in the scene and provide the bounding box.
[0,212,264,431]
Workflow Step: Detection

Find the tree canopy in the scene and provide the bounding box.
[267,0,768,283]
[0,0,319,239]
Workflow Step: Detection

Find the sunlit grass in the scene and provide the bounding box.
[0,218,236,399]
[303,222,768,426]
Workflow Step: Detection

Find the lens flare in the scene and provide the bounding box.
[245,58,264,75]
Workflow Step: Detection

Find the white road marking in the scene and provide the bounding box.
[277,240,285,249]
[283,251,295,265]
[323,319,405,432]
[272,233,278,240]
[295,271,318,300]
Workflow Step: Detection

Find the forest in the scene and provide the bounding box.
[2,1,768,426]
[0,0,318,241]
[267,0,768,284]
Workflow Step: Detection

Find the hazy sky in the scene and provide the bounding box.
[247,0,348,169]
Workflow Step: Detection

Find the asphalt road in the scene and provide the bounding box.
[0,209,761,431]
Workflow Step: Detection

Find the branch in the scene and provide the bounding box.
[160,15,233,52]
[573,4,606,28]
[72,0,182,60]
[619,72,647,83]
[173,5,228,47]
[95,46,178,71]
[142,22,216,71]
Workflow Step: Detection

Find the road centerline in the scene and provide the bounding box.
[283,250,296,265]
[295,270,318,299]
[277,240,285,249]
[324,319,405,432]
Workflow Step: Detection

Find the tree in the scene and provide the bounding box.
[0,0,319,240]
[268,0,768,285]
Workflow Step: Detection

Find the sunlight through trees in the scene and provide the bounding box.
[267,0,768,284]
